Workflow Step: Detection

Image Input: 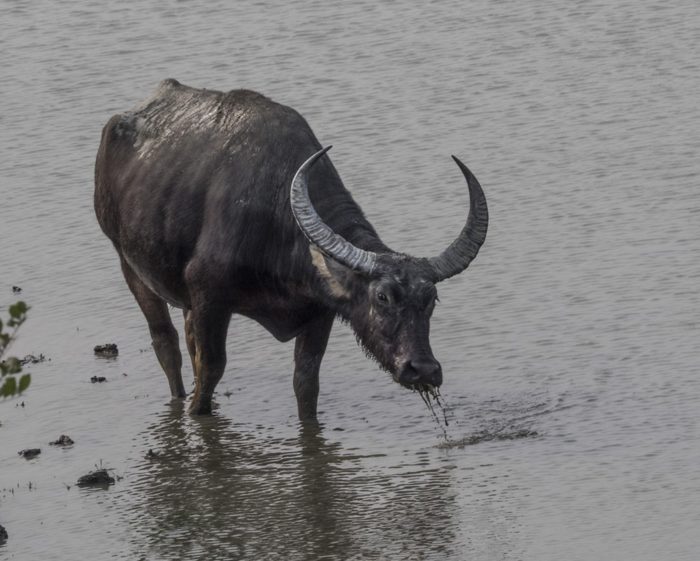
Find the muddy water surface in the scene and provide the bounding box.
[1,1,699,560]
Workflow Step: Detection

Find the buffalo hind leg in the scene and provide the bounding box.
[188,304,231,415]
[120,258,186,398]
[294,312,334,421]
[183,309,197,376]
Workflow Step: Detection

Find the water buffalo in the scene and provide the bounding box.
[94,79,488,419]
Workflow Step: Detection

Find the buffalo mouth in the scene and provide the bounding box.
[394,376,439,393]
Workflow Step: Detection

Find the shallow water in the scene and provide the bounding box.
[1,1,699,559]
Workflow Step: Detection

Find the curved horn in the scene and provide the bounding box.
[291,146,377,274]
[428,156,489,281]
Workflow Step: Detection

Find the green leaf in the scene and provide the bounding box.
[18,374,31,393]
[4,357,21,374]
[1,377,17,397]
[9,301,28,319]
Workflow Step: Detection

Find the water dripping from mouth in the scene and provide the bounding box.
[416,385,450,441]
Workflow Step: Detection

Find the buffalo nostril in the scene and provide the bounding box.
[411,359,441,375]
[398,359,442,387]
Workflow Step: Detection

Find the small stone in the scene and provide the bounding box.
[18,448,41,459]
[90,376,107,383]
[12,286,22,293]
[76,469,115,487]
[93,344,118,357]
[145,449,159,459]
[49,435,74,446]
[0,523,8,544]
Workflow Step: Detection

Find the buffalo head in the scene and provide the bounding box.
[291,147,488,392]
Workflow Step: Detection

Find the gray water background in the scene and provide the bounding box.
[1,1,699,559]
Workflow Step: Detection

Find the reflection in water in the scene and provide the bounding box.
[125,406,460,560]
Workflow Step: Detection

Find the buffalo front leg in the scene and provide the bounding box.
[120,258,186,398]
[294,313,334,421]
[188,304,231,415]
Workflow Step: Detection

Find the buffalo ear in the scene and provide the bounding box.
[309,245,353,300]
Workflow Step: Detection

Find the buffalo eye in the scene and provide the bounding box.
[377,291,388,303]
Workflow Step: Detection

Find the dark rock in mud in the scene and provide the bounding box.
[12,285,22,293]
[18,448,41,459]
[90,376,107,383]
[76,469,115,487]
[0,523,8,544]
[19,353,46,365]
[93,343,118,357]
[49,435,74,446]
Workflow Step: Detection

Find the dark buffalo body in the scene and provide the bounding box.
[95,79,488,418]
